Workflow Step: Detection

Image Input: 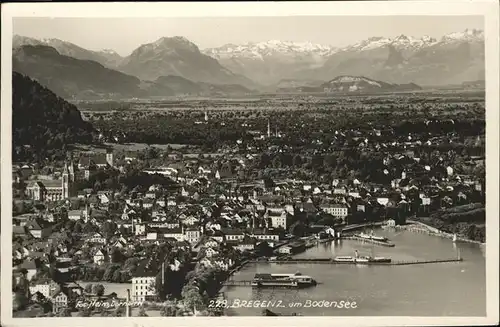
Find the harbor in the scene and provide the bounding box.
[220,227,485,316]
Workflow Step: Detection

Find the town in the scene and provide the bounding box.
[11,93,486,317]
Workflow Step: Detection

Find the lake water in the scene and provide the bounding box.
[222,228,486,316]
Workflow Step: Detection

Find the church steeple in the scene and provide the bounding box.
[62,161,70,200]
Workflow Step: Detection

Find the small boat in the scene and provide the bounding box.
[452,234,457,242]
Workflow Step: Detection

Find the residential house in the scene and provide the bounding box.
[29,279,59,299]
[161,227,184,241]
[13,245,29,260]
[51,289,69,313]
[143,198,155,209]
[265,208,289,229]
[135,223,146,236]
[13,226,28,239]
[25,219,52,239]
[145,230,164,241]
[78,154,108,170]
[131,265,157,302]
[68,210,84,221]
[320,203,349,220]
[182,215,199,226]
[93,249,108,265]
[333,186,347,195]
[98,192,110,204]
[251,229,280,242]
[204,247,219,258]
[233,237,257,252]
[87,232,106,244]
[184,228,201,244]
[16,259,38,280]
[145,191,156,199]
[212,258,233,271]
[223,229,245,242]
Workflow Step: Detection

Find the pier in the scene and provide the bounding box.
[251,258,463,265]
[341,235,396,247]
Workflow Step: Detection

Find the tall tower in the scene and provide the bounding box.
[62,162,70,200]
[68,160,75,182]
[106,149,114,167]
[267,119,271,138]
[204,111,208,122]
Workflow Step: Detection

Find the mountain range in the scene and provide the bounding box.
[12,43,253,99]
[205,29,485,86]
[13,35,124,68]
[12,29,484,99]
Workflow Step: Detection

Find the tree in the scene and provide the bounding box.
[92,284,105,296]
[84,284,93,294]
[13,292,29,311]
[112,269,122,282]
[112,306,125,317]
[83,222,96,234]
[57,308,72,317]
[78,308,92,317]
[111,248,123,263]
[138,306,148,317]
[160,301,177,316]
[73,221,83,234]
[101,221,117,239]
[119,225,129,236]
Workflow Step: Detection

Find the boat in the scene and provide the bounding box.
[355,257,370,263]
[333,256,356,262]
[357,230,389,242]
[371,256,391,263]
[452,234,457,242]
[252,272,317,288]
[334,250,392,264]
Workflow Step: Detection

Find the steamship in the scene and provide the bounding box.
[252,272,317,288]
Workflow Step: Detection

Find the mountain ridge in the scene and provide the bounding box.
[13,29,484,89]
[204,29,484,86]
[12,45,254,100]
[117,36,257,89]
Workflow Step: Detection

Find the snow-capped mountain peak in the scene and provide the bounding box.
[100,48,119,55]
[204,40,338,60]
[442,28,484,42]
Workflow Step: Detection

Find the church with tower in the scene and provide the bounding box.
[26,160,75,202]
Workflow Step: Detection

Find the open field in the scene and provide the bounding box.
[76,90,485,114]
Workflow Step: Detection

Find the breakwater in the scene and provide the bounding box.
[250,258,463,266]
[398,220,485,245]
[340,235,395,247]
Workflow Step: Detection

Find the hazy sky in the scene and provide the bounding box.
[13,16,483,56]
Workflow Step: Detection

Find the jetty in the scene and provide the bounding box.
[251,257,463,265]
[341,235,395,247]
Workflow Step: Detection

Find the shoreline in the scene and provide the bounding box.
[397,220,485,246]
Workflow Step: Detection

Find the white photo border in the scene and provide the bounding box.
[1,1,498,326]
